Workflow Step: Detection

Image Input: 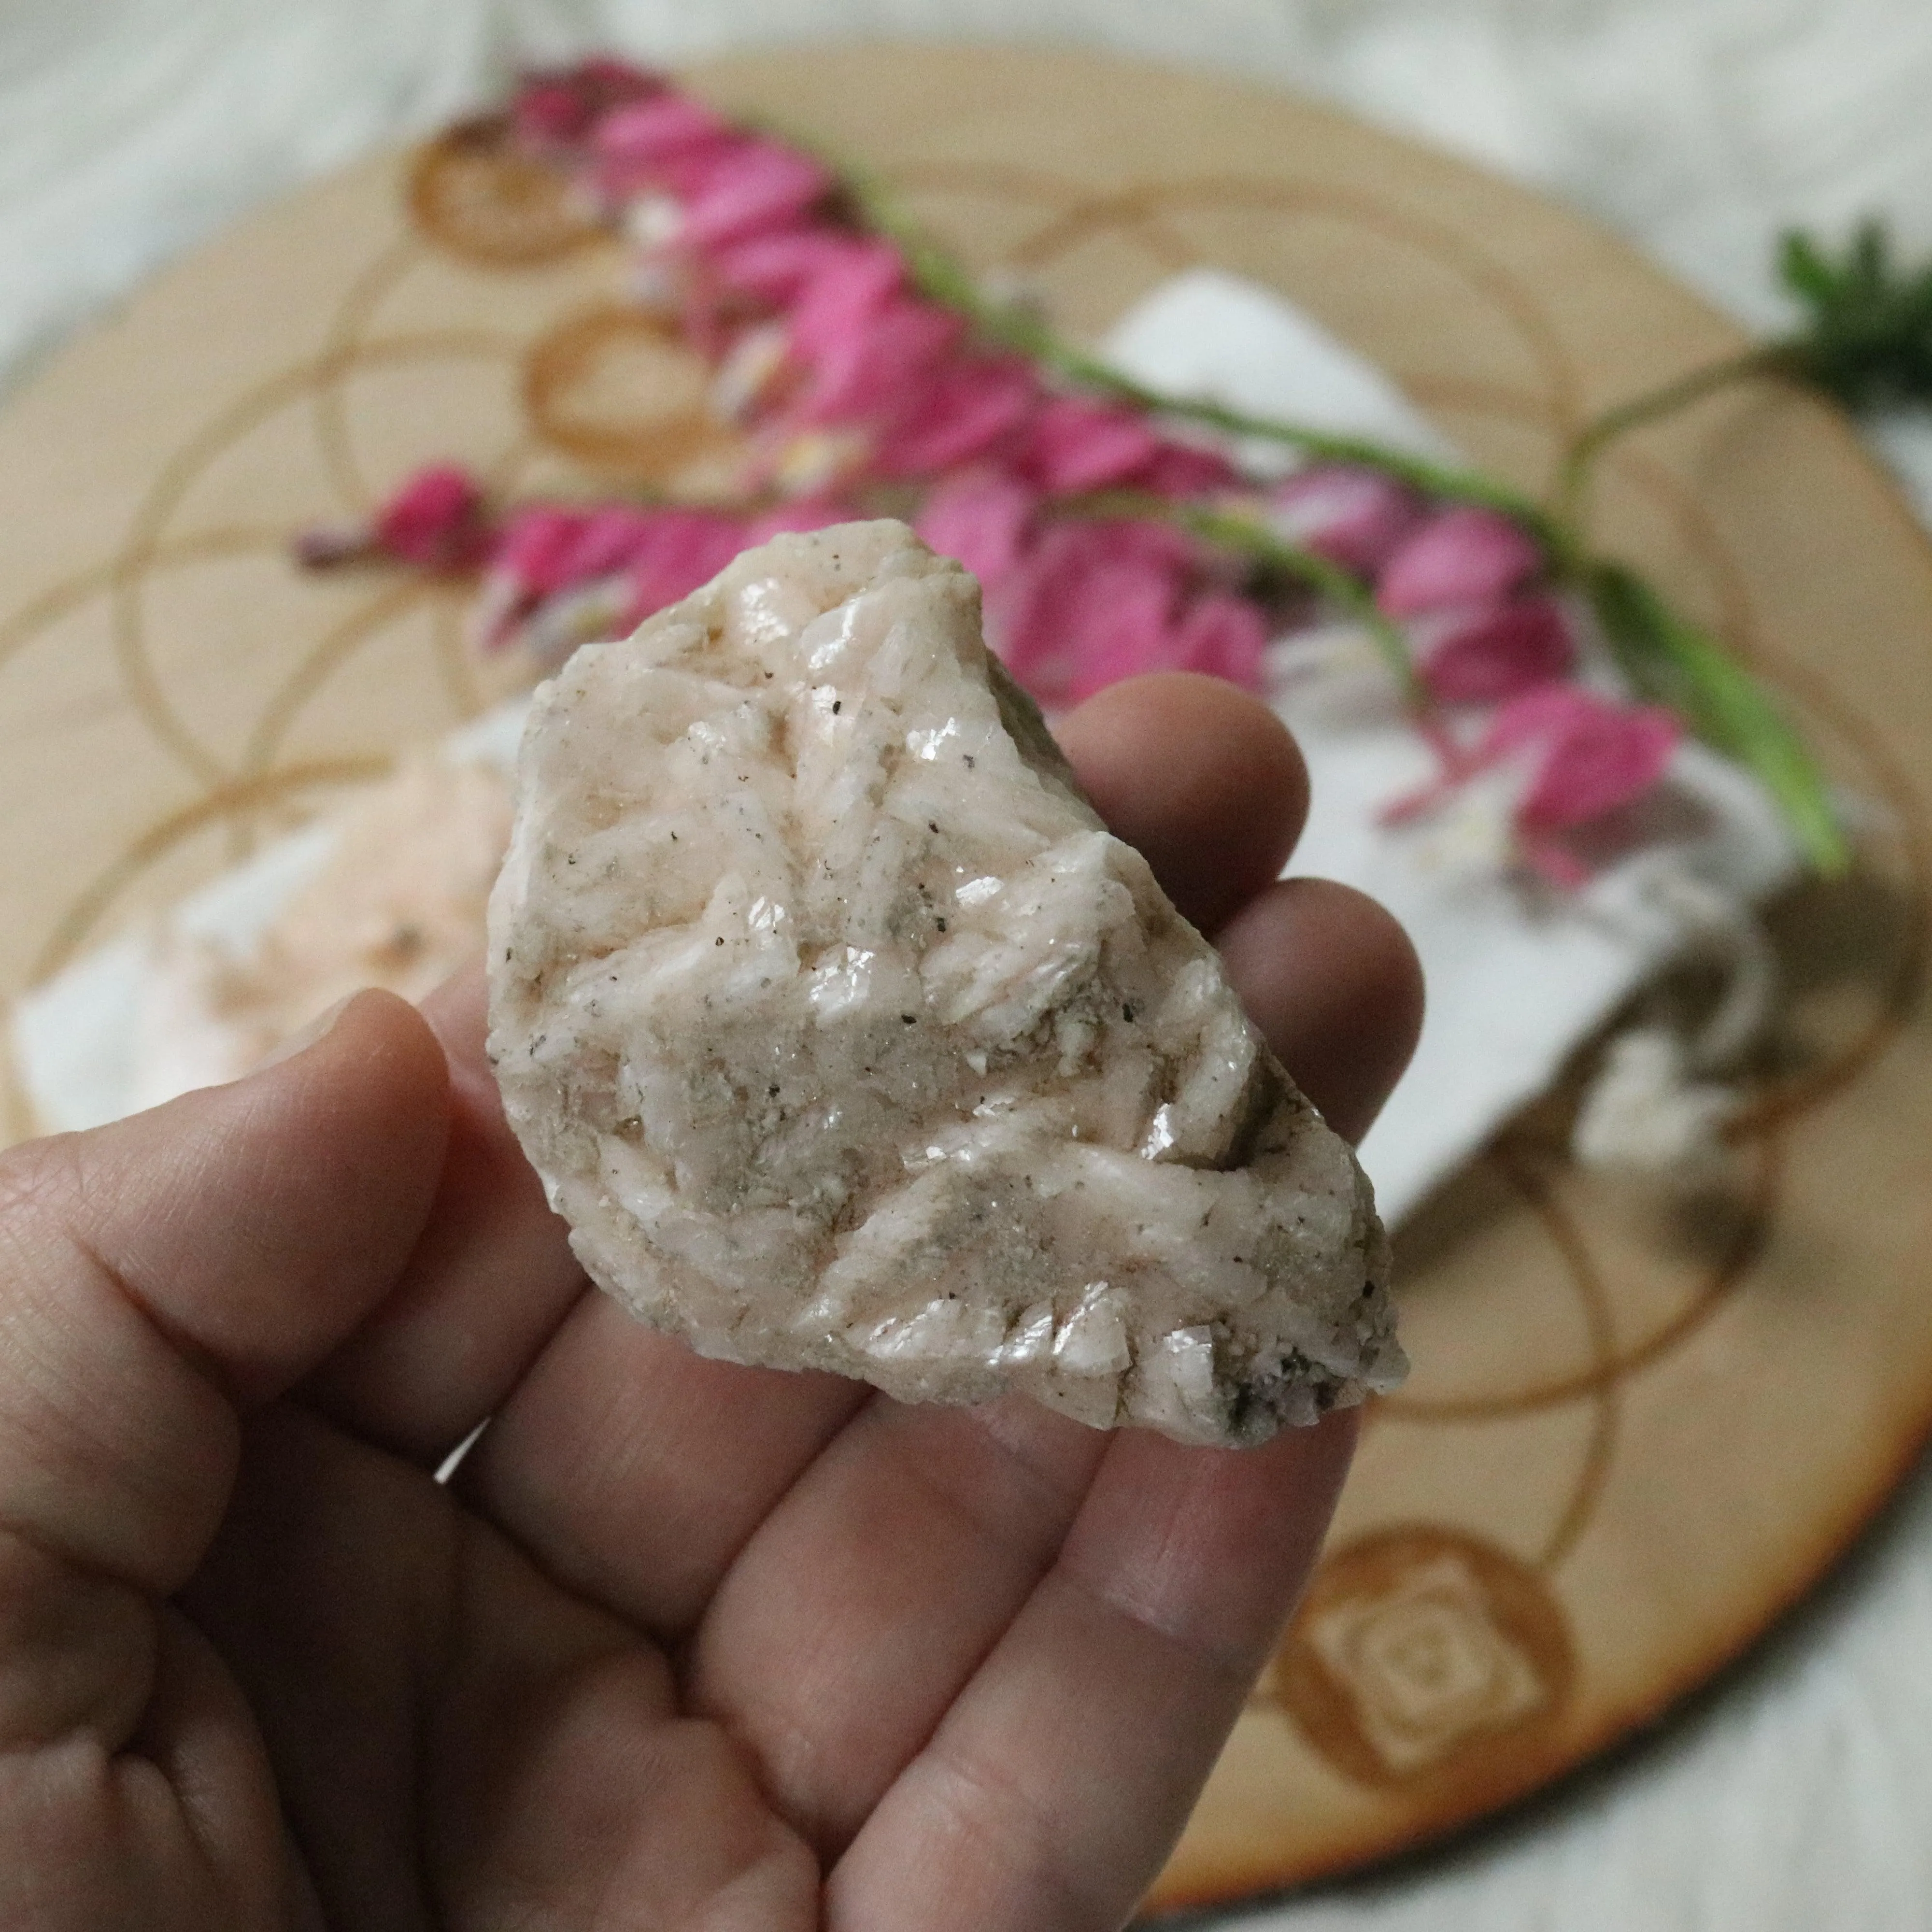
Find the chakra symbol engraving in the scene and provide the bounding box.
[1270,1527,1575,1788]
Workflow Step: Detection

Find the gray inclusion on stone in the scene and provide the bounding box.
[487,521,1404,1446]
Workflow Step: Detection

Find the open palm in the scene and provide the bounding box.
[0,675,1420,1931]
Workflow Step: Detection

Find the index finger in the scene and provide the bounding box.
[298,966,591,1465]
[0,991,445,1749]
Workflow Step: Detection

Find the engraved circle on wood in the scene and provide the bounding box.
[407,116,600,266]
[0,43,1929,1918]
[522,305,740,475]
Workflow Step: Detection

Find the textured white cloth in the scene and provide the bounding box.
[1101,269,1798,1223]
[4,3,1932,1925]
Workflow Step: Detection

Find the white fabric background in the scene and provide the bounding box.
[4,3,1931,1924]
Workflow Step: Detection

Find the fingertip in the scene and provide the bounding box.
[1056,673,1309,935]
[1217,877,1423,1145]
[257,985,450,1107]
[80,986,455,1403]
[419,958,489,1074]
[300,961,582,1468]
[241,986,452,1195]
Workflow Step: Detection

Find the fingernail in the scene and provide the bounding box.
[258,992,360,1071]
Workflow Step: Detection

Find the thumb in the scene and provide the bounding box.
[0,989,448,1624]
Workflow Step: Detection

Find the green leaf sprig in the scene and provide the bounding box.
[1560,220,1932,516]
[1777,220,1932,411]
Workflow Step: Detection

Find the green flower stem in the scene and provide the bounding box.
[1586,562,1847,875]
[1558,341,1798,518]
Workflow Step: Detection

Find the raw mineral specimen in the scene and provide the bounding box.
[488,521,1403,1446]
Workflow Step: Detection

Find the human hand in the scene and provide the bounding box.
[0,673,1420,1931]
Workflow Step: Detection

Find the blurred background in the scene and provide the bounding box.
[3,2,1931,1926]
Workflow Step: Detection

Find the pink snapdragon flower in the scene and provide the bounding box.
[511,59,661,156]
[1019,396,1165,493]
[592,93,733,170]
[714,227,876,304]
[1416,596,1575,705]
[1484,686,1682,833]
[702,236,906,421]
[325,75,1708,895]
[788,296,964,428]
[1267,463,1424,575]
[565,507,671,582]
[590,100,739,204]
[472,507,603,648]
[1051,572,1180,699]
[990,519,1184,694]
[781,239,907,357]
[1383,682,1683,884]
[1043,568,1267,702]
[470,503,681,648]
[467,497,870,657]
[1167,591,1269,688]
[876,356,1041,475]
[914,472,1040,588]
[488,506,590,593]
[1135,440,1241,498]
[987,517,1259,705]
[679,141,834,250]
[1376,504,1543,616]
[612,509,775,628]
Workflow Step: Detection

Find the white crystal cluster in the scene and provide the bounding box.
[488,522,1402,1446]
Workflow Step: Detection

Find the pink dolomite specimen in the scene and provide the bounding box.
[487,522,1403,1446]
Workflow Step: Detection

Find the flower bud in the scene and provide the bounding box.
[372,465,493,572]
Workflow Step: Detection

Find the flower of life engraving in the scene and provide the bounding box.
[0,58,1926,1909]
